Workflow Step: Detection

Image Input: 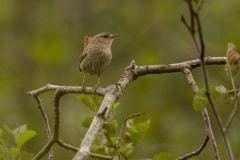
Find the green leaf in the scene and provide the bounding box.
[77,94,102,113]
[153,152,177,160]
[211,85,227,99]
[0,125,35,160]
[119,141,133,157]
[193,89,209,112]
[12,124,27,142]
[11,148,19,158]
[17,130,36,148]
[82,116,93,128]
[103,120,118,135]
[112,102,120,110]
[127,119,150,146]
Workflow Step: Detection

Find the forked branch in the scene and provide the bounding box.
[28,57,226,160]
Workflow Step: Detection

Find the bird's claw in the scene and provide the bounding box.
[93,84,99,92]
[81,84,86,93]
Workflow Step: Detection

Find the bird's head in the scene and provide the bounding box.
[93,32,119,47]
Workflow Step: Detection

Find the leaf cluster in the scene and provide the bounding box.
[0,124,36,160]
[77,94,151,159]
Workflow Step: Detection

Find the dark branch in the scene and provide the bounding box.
[177,136,209,160]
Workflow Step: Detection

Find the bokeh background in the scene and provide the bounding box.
[1,0,240,159]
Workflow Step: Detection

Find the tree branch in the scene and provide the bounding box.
[177,136,209,160]
[224,89,240,133]
[182,0,234,159]
[32,96,53,159]
[28,57,226,160]
[181,66,218,159]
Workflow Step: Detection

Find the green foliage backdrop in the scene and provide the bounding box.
[1,0,240,159]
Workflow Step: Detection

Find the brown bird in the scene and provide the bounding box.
[79,32,119,90]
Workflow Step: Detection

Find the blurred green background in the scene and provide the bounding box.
[1,0,240,159]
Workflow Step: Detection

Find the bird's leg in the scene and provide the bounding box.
[93,74,100,91]
[82,72,86,93]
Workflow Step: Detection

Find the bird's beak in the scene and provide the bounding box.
[111,34,120,38]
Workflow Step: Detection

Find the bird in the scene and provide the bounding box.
[78,32,119,91]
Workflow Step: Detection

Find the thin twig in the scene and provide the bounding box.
[177,136,209,160]
[224,89,240,133]
[27,84,106,97]
[195,3,234,160]
[182,66,217,159]
[33,96,53,159]
[32,139,55,160]
[53,89,64,140]
[90,152,113,160]
[116,113,145,159]
[57,139,78,152]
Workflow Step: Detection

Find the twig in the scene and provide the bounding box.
[181,0,200,53]
[134,57,225,77]
[90,152,113,160]
[33,96,53,159]
[57,139,78,152]
[58,140,113,160]
[116,112,145,159]
[27,84,106,97]
[182,66,218,159]
[177,136,209,160]
[53,89,64,140]
[32,139,55,160]
[224,89,240,133]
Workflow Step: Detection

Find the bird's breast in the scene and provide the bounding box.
[80,48,112,75]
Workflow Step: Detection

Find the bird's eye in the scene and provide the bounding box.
[102,35,109,38]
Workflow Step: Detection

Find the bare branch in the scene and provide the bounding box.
[57,139,78,152]
[134,57,225,77]
[177,136,209,160]
[32,139,55,160]
[89,152,113,160]
[27,84,106,97]
[28,57,226,160]
[224,89,240,133]
[33,96,53,159]
[182,66,218,159]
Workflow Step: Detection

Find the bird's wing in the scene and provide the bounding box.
[78,51,87,72]
[79,50,87,64]
[79,36,92,72]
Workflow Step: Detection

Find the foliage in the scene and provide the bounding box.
[0,124,36,160]
[78,94,150,159]
[192,89,209,112]
[192,85,229,112]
